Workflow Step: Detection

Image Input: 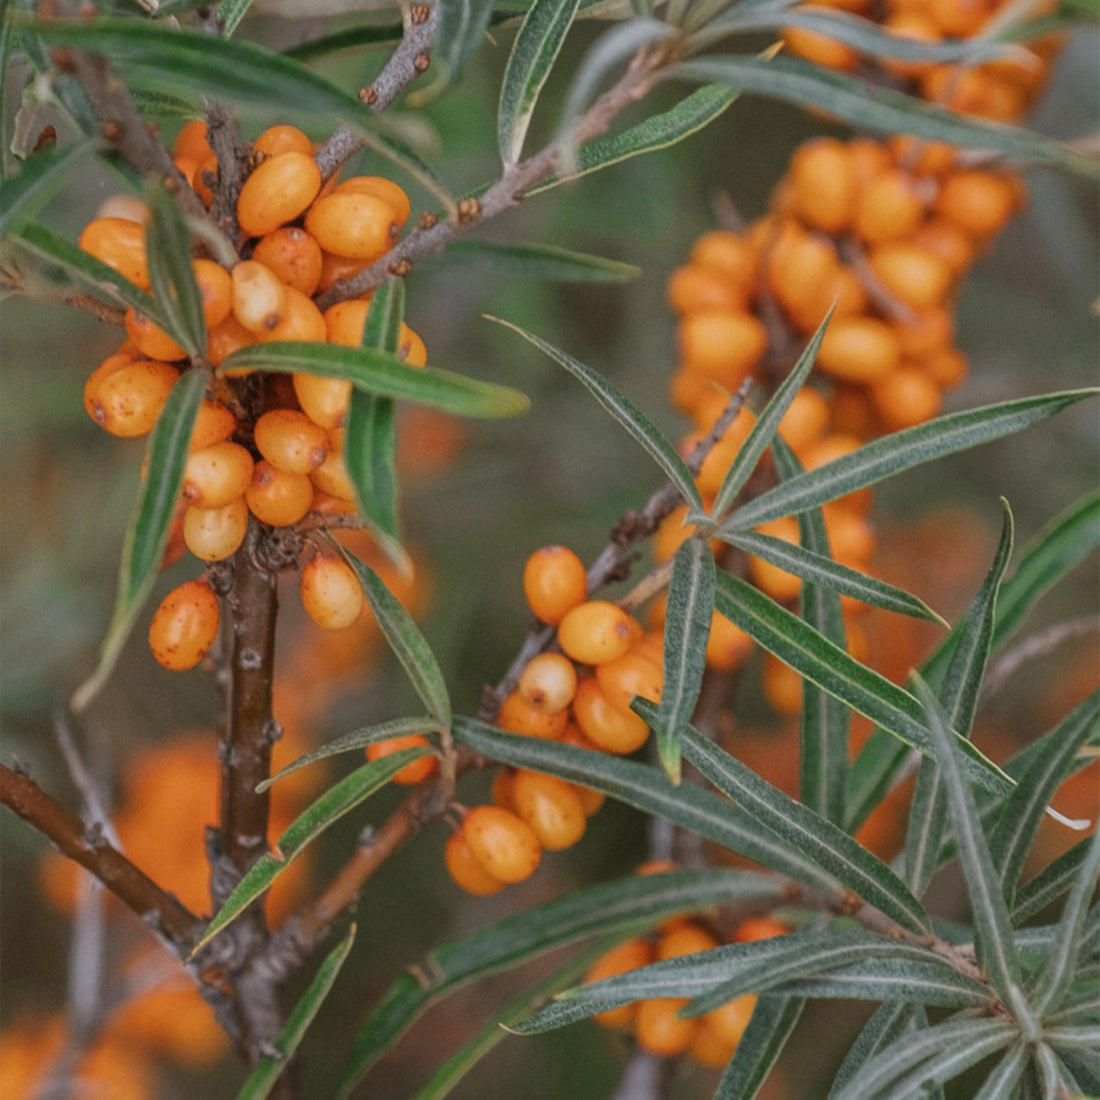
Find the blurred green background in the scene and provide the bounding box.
[1,11,1097,1099]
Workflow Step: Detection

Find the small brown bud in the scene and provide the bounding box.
[49,47,74,73]
[456,197,481,225]
[101,121,122,143]
[418,211,439,231]
[413,52,431,74]
[389,258,413,277]
[358,86,379,106]
[410,4,430,22]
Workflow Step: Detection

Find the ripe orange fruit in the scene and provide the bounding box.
[253,124,313,159]
[334,176,411,228]
[183,496,250,562]
[595,651,663,712]
[293,373,352,431]
[572,676,651,754]
[255,286,327,344]
[148,579,220,670]
[868,242,954,310]
[366,734,437,784]
[517,652,578,713]
[305,192,400,261]
[125,308,188,362]
[250,227,324,297]
[496,690,570,739]
[557,601,635,666]
[237,151,322,238]
[511,769,587,850]
[231,260,287,333]
[444,829,505,895]
[666,263,747,315]
[91,360,180,437]
[786,137,856,234]
[461,805,542,883]
[678,309,768,387]
[245,460,314,527]
[78,217,150,289]
[181,441,254,509]
[816,315,901,384]
[189,399,237,451]
[299,553,365,630]
[635,998,697,1056]
[656,922,718,959]
[522,545,588,625]
[191,259,234,329]
[254,409,328,474]
[586,938,655,1028]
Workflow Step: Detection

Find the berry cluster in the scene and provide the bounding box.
[78,121,426,671]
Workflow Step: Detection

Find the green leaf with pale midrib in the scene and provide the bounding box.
[219,342,530,419]
[715,996,804,1100]
[830,1002,925,1099]
[430,239,642,281]
[145,183,206,360]
[0,137,99,238]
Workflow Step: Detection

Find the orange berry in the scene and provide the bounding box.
[557,723,607,815]
[517,652,578,713]
[890,136,957,178]
[586,938,655,1029]
[690,1019,739,1068]
[397,323,427,367]
[787,263,870,334]
[250,227,324,297]
[928,0,992,38]
[871,366,943,431]
[245,460,314,527]
[78,217,150,289]
[908,218,976,276]
[310,435,357,500]
[496,690,569,739]
[700,994,757,1049]
[231,260,287,333]
[892,307,955,359]
[777,387,830,452]
[635,998,698,1056]
[366,734,437,784]
[317,251,370,294]
[299,553,365,629]
[787,137,856,234]
[595,651,663,712]
[253,124,313,158]
[125,308,188,361]
[522,545,588,625]
[689,231,757,292]
[148,579,220,671]
[923,346,969,391]
[557,601,635,666]
[748,516,803,603]
[848,138,893,189]
[189,400,238,451]
[572,676,651,754]
[816,315,901,383]
[293,373,352,431]
[782,26,858,70]
[206,314,256,368]
[255,285,326,344]
[512,769,587,850]
[182,441,254,509]
[666,263,747,315]
[766,224,842,317]
[92,360,180,437]
[84,351,139,421]
[853,168,929,243]
[657,922,719,959]
[934,169,1019,240]
[305,192,399,261]
[491,767,517,812]
[237,151,322,238]
[705,609,754,672]
[334,176,411,228]
[762,652,803,715]
[461,805,541,884]
[188,258,234,329]
[173,119,212,162]
[324,298,375,347]
[444,829,506,895]
[868,242,954,310]
[733,916,791,941]
[183,496,249,562]
[880,11,941,79]
[678,310,768,388]
[95,194,149,224]
[254,409,328,474]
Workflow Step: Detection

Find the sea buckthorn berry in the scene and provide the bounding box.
[666,263,747,315]
[635,998,697,1057]
[690,1020,739,1068]
[497,690,569,739]
[305,192,399,261]
[253,124,313,158]
[245,460,314,527]
[777,387,830,452]
[310,436,357,500]
[868,242,954,310]
[255,285,327,344]
[678,309,768,388]
[782,26,858,70]
[890,136,957,178]
[237,152,322,239]
[824,508,876,565]
[293,373,352,431]
[84,351,139,421]
[78,217,150,289]
[923,346,969,391]
[705,610,754,672]
[657,922,719,960]
[93,360,180,437]
[572,676,651,754]
[173,119,212,162]
[557,724,607,815]
[762,651,803,716]
[250,227,324,297]
[595,652,663,713]
[491,768,517,812]
[732,916,791,941]
[523,545,587,625]
[182,442,254,509]
[334,176,412,228]
[880,11,941,79]
[191,153,218,207]
[183,496,249,562]
[853,168,929,243]
[299,553,365,630]
[893,307,954,359]
[816,315,901,383]
[398,324,427,367]
[366,734,437,784]
[586,938,655,1029]
[517,653,578,714]
[148,579,220,671]
[689,230,757,292]
[512,770,587,850]
[908,218,976,276]
[125,308,188,362]
[787,137,856,234]
[928,0,993,38]
[324,299,374,347]
[871,366,943,431]
[207,315,256,368]
[700,994,757,1049]
[189,259,234,331]
[231,260,287,333]
[95,194,149,224]
[254,409,328,474]
[768,228,842,318]
[934,169,1019,240]
[317,251,370,294]
[461,805,542,884]
[557,601,635,666]
[444,829,505,896]
[747,516,802,603]
[788,263,870,334]
[190,400,238,451]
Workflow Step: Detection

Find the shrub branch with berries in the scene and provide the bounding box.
[1,2,1097,1100]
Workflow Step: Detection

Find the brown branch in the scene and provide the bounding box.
[1,763,202,952]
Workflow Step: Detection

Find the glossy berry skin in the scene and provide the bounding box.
[522,545,587,625]
[245,461,314,527]
[461,805,541,884]
[517,652,578,714]
[183,497,249,562]
[595,652,663,713]
[148,579,220,670]
[237,151,322,239]
[182,442,254,509]
[230,261,287,333]
[92,361,180,437]
[299,553,365,630]
[557,601,635,666]
[250,227,324,297]
[125,308,188,362]
[254,409,328,474]
[634,998,697,1057]
[444,830,505,896]
[511,769,586,851]
[586,938,655,1029]
[305,192,399,261]
[572,677,651,754]
[333,176,412,227]
[496,690,569,740]
[78,217,150,289]
[366,734,437,784]
[293,373,352,431]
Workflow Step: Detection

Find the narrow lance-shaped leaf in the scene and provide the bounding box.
[145,182,206,359]
[715,996,804,1100]
[71,370,206,712]
[216,0,255,37]
[438,0,498,78]
[708,307,832,520]
[911,674,1021,1001]
[0,137,99,237]
[1012,837,1094,925]
[654,539,714,784]
[667,55,1096,175]
[970,1039,1031,1100]
[234,923,357,1100]
[192,748,430,955]
[904,500,1013,897]
[486,317,702,511]
[721,389,1099,533]
[713,571,1015,797]
[429,239,641,282]
[219,342,530,419]
[773,435,849,825]
[498,0,581,165]
[830,1002,926,1099]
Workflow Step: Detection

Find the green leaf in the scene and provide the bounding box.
[990,691,1099,907]
[721,389,1098,533]
[971,1039,1030,1100]
[773,436,849,826]
[257,716,445,793]
[911,675,1021,1001]
[709,308,832,520]
[529,84,739,194]
[71,370,206,713]
[498,0,581,165]
[281,21,406,62]
[1053,1047,1100,1097]
[219,342,530,419]
[0,137,99,238]
[438,0,498,77]
[879,1024,1020,1100]
[654,539,715,784]
[667,55,1096,175]
[904,501,1014,898]
[337,868,779,1095]
[192,749,429,955]
[719,529,946,624]
[830,1002,926,1099]
[714,996,804,1100]
[486,317,702,511]
[452,716,843,892]
[145,182,206,359]
[1012,837,1095,925]
[712,571,1015,797]
[234,923,356,1100]
[345,555,451,726]
[430,239,641,281]
[217,0,255,37]
[667,715,931,933]
[831,1015,1015,1100]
